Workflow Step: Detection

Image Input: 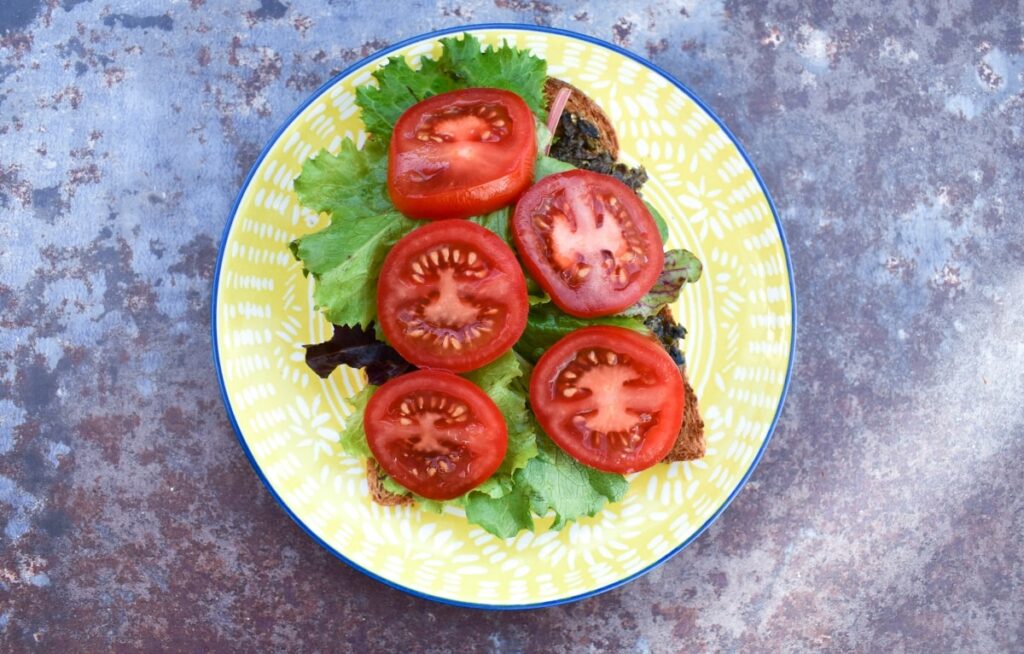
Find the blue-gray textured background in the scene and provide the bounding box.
[1,1,1022,652]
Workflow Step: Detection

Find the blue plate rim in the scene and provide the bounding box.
[210,22,797,611]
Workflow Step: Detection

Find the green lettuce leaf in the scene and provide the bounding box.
[468,207,511,242]
[416,498,447,514]
[380,474,410,497]
[462,429,629,536]
[354,56,456,139]
[467,207,549,305]
[621,249,703,319]
[434,34,547,115]
[535,120,553,153]
[645,201,671,243]
[339,385,375,459]
[464,485,534,538]
[355,33,547,140]
[515,304,650,363]
[463,351,538,480]
[534,155,575,182]
[293,139,394,219]
[528,290,550,306]
[290,212,418,327]
[517,433,629,530]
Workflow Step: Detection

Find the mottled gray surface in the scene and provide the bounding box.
[1,0,1022,652]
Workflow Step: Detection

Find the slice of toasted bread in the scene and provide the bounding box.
[544,77,619,158]
[662,368,706,462]
[366,459,413,506]
[654,306,706,462]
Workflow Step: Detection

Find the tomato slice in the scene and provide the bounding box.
[377,220,528,373]
[512,170,664,317]
[388,88,537,220]
[365,370,508,500]
[530,326,684,473]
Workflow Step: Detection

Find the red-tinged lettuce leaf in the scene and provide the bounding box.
[620,249,703,319]
[303,323,415,385]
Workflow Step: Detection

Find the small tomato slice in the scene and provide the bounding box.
[530,326,684,473]
[512,170,664,317]
[388,88,537,219]
[377,220,528,373]
[365,370,508,500]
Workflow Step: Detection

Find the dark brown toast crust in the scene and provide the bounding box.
[366,459,413,506]
[657,306,706,462]
[543,77,619,158]
[662,368,706,462]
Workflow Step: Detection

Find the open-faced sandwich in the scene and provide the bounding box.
[290,34,705,538]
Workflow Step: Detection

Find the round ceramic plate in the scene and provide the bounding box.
[213,24,794,609]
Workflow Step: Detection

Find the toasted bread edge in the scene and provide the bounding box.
[543,77,620,159]
[367,459,414,506]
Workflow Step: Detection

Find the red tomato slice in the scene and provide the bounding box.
[377,220,528,373]
[388,88,537,220]
[512,170,664,317]
[530,326,684,474]
[365,370,507,500]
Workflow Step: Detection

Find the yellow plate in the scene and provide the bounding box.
[213,24,794,609]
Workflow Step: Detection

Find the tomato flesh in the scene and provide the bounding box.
[377,221,528,373]
[365,370,507,500]
[512,170,664,317]
[530,326,683,473]
[388,88,537,220]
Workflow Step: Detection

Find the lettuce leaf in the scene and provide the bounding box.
[620,249,703,319]
[464,485,534,538]
[290,212,418,327]
[356,33,547,141]
[515,304,650,363]
[293,139,394,219]
[434,35,547,115]
[468,207,512,242]
[302,323,414,385]
[354,56,457,139]
[517,433,629,530]
[463,352,537,480]
[380,474,410,497]
[645,201,670,243]
[465,430,629,536]
[467,207,549,305]
[534,155,575,182]
[339,385,375,459]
